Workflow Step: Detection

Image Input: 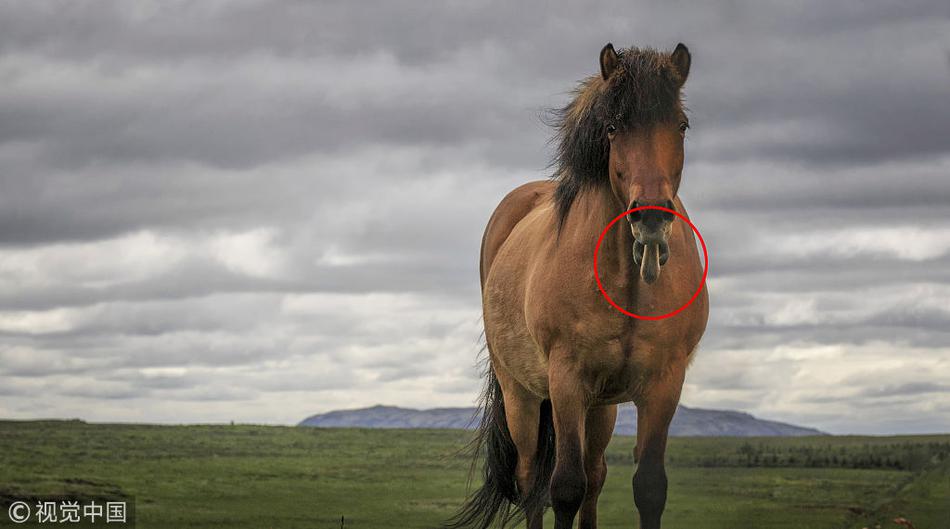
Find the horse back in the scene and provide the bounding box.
[479,180,555,289]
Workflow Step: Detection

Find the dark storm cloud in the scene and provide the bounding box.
[1,0,949,432]
[0,257,476,312]
[1,1,948,245]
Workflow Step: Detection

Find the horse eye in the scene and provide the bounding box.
[606,124,617,135]
[679,122,690,133]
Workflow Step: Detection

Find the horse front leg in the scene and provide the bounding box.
[633,363,685,529]
[578,404,617,529]
[548,368,588,529]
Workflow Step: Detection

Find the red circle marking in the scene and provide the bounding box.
[593,206,708,320]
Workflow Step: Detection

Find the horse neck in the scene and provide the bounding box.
[568,185,639,294]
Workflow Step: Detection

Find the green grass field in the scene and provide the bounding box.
[0,420,947,528]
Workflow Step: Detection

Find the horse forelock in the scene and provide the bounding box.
[550,47,686,227]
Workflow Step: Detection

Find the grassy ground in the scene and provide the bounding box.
[0,420,947,528]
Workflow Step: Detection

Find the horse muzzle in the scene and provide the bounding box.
[628,201,674,284]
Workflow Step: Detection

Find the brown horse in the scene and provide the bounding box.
[446,43,708,529]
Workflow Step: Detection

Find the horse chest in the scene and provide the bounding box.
[563,323,674,403]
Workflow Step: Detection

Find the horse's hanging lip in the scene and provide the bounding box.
[639,242,661,284]
[632,237,668,278]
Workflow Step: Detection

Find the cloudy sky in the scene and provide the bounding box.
[1,1,948,434]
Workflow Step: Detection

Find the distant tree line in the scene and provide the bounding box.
[607,441,950,471]
[702,441,948,471]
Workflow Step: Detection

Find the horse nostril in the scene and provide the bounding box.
[662,199,675,221]
[627,201,641,223]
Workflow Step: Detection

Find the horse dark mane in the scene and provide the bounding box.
[548,47,687,226]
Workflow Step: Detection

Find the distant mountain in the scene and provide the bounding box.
[300,405,479,430]
[299,404,825,437]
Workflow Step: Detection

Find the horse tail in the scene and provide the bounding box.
[444,366,556,529]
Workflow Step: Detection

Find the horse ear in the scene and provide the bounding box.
[600,43,619,80]
[670,43,691,86]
